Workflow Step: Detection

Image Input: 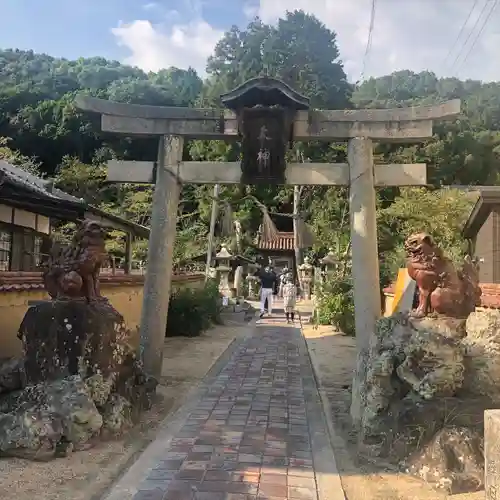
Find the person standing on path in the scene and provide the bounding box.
[254,264,278,318]
[278,266,291,298]
[282,275,297,323]
[277,266,286,297]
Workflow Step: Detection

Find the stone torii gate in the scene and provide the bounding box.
[75,77,460,422]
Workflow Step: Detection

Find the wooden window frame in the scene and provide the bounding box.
[0,224,12,271]
[0,221,50,271]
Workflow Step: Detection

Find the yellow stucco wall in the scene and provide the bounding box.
[0,274,204,358]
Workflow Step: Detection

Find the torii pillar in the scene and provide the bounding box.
[348,137,380,424]
[74,84,461,425]
[140,135,183,378]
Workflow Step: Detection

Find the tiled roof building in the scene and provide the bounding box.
[0,160,149,273]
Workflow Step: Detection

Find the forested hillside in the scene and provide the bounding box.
[0,10,496,282]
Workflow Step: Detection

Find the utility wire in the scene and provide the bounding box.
[442,0,480,70]
[358,0,377,83]
[449,0,492,73]
[455,0,499,72]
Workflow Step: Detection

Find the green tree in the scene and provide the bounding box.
[377,187,475,283]
[206,11,352,109]
[0,49,204,172]
[0,136,41,175]
[151,67,203,106]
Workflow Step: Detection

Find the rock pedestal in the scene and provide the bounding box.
[406,426,484,494]
[484,410,500,499]
[0,358,22,394]
[19,299,127,384]
[0,376,102,460]
[463,311,500,403]
[0,299,157,460]
[360,312,485,494]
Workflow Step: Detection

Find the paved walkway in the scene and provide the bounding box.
[104,313,345,500]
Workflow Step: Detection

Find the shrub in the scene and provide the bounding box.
[166,279,223,337]
[315,275,355,336]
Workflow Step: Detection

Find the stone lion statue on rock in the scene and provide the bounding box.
[405,232,482,318]
[43,219,107,301]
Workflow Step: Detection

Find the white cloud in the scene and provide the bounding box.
[112,18,223,75]
[113,0,500,82]
[256,0,500,82]
[142,2,158,11]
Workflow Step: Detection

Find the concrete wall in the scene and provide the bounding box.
[0,272,205,358]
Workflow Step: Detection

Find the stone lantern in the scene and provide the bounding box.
[245,263,260,300]
[215,244,233,297]
[299,256,314,300]
[321,249,339,279]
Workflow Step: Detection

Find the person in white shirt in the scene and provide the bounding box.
[278,267,289,297]
[282,275,297,323]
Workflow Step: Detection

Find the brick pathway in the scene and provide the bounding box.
[111,316,344,500]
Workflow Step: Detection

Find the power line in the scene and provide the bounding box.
[456,0,499,73]
[359,0,377,82]
[449,0,492,73]
[442,0,480,69]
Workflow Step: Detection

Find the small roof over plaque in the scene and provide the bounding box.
[221,76,310,111]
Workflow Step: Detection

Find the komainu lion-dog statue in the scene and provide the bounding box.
[43,219,107,301]
[405,232,482,318]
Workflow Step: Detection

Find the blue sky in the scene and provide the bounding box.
[1,0,500,82]
[0,0,248,61]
